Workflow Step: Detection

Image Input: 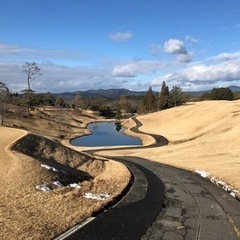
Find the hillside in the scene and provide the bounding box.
[53,86,240,99]
[0,110,130,239]
[99,100,240,192]
[53,88,151,99]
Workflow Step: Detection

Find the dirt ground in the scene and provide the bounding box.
[1,100,240,239]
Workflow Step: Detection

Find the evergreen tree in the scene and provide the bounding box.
[144,87,156,112]
[210,87,234,100]
[168,86,187,107]
[115,105,122,122]
[158,81,169,110]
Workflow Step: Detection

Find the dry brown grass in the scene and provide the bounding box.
[2,100,240,239]
[98,100,240,192]
[0,108,130,240]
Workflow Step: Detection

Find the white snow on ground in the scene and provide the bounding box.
[195,170,239,199]
[70,183,81,188]
[195,169,209,178]
[35,185,51,191]
[52,181,64,188]
[38,164,82,190]
[41,164,59,172]
[83,193,110,201]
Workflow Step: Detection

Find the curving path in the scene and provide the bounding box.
[60,118,240,240]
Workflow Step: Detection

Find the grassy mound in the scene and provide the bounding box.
[1,132,130,240]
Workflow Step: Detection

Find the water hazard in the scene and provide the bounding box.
[70,121,142,147]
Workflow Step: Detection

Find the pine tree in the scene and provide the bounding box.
[168,86,187,107]
[144,87,156,112]
[158,81,169,110]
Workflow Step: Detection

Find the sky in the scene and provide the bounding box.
[1,0,240,93]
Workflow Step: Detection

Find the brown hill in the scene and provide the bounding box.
[99,100,240,193]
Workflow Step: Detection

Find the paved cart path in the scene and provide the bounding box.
[59,117,240,240]
[62,155,240,240]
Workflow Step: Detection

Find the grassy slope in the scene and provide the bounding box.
[0,108,130,240]
[99,100,240,192]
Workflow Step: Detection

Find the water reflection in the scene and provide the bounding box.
[71,121,141,147]
[115,122,122,132]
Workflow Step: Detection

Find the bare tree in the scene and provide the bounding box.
[22,61,42,92]
[73,91,82,109]
[22,62,42,115]
[0,82,9,125]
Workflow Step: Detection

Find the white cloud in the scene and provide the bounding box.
[108,31,133,42]
[0,61,116,93]
[112,64,136,78]
[149,44,162,57]
[1,40,240,93]
[185,35,199,44]
[0,43,23,53]
[112,60,171,78]
[177,53,192,63]
[0,42,87,61]
[163,38,193,63]
[152,59,240,89]
[164,39,187,55]
[207,51,240,62]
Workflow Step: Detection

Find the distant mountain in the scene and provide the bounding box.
[53,88,152,99]
[228,86,240,92]
[53,86,240,99]
[185,86,240,97]
[184,90,210,97]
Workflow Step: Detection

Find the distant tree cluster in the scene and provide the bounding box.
[1,60,238,126]
[137,82,188,114]
[201,87,234,101]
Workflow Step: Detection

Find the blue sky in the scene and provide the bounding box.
[1,0,240,93]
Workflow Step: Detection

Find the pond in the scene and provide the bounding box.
[70,122,142,147]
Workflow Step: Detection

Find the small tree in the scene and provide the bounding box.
[119,95,127,113]
[42,92,55,110]
[115,105,122,122]
[22,62,42,115]
[0,82,9,125]
[22,61,42,92]
[55,97,66,107]
[73,91,82,109]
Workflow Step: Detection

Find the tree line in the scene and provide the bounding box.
[0,61,237,124]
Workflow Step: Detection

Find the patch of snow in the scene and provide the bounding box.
[35,185,51,191]
[83,193,110,201]
[41,164,59,172]
[195,169,209,178]
[210,176,239,196]
[70,183,81,189]
[52,181,64,188]
[196,170,239,201]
